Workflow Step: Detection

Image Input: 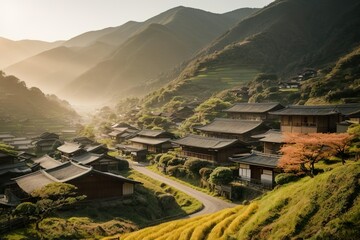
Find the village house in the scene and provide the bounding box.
[33,154,62,170]
[116,144,148,162]
[71,153,124,172]
[109,126,139,144]
[252,130,284,154]
[33,132,62,154]
[269,104,360,133]
[172,135,248,163]
[12,161,141,200]
[224,102,284,121]
[230,151,281,189]
[195,118,269,144]
[128,129,174,154]
[73,136,95,146]
[0,151,37,192]
[57,142,85,161]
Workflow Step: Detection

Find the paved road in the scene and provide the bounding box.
[129,161,237,217]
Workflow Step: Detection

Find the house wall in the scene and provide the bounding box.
[280,115,338,133]
[227,112,267,121]
[181,146,245,162]
[123,183,134,195]
[68,172,127,199]
[263,142,282,154]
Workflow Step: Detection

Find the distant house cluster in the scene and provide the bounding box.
[278,69,317,90]
[0,132,141,207]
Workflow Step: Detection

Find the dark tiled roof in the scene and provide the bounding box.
[85,144,107,153]
[230,151,280,168]
[195,118,264,135]
[270,104,360,116]
[137,129,168,137]
[57,142,82,154]
[172,135,239,150]
[224,102,283,113]
[46,162,91,181]
[71,153,103,165]
[0,162,32,176]
[129,137,170,146]
[252,130,284,143]
[33,155,62,169]
[14,161,140,194]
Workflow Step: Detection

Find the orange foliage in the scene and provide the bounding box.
[279,133,352,176]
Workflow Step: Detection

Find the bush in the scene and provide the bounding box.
[168,157,185,166]
[209,167,233,185]
[275,173,300,185]
[184,158,211,175]
[166,165,186,177]
[158,193,176,210]
[199,167,213,180]
[159,154,176,166]
[153,154,162,163]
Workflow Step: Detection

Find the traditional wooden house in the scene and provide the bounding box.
[73,137,94,146]
[195,118,269,144]
[13,161,140,200]
[84,144,108,154]
[116,144,148,162]
[270,105,340,133]
[71,153,122,172]
[230,151,281,189]
[33,132,62,154]
[172,135,248,163]
[57,142,85,161]
[252,130,284,154]
[33,155,62,170]
[109,127,139,143]
[224,102,284,121]
[128,130,174,153]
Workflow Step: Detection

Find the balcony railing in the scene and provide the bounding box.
[235,177,274,190]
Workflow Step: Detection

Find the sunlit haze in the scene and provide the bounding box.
[0,0,273,42]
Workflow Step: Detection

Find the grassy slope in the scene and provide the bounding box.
[114,162,360,240]
[2,170,202,240]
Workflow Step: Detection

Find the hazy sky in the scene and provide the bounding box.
[0,0,273,42]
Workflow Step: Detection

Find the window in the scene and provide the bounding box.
[239,164,250,180]
[261,169,273,183]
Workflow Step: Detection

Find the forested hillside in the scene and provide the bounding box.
[0,71,78,122]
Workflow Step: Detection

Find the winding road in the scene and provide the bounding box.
[129,161,237,217]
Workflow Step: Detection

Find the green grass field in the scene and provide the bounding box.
[109,161,360,240]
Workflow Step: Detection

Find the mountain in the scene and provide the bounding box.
[118,162,360,240]
[0,37,63,69]
[0,71,78,122]
[142,0,360,109]
[62,27,118,47]
[60,7,258,104]
[4,42,115,93]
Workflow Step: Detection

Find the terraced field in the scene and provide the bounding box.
[107,162,360,240]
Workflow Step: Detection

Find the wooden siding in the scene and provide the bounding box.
[68,171,124,199]
[280,115,338,133]
[123,183,134,195]
[263,142,282,154]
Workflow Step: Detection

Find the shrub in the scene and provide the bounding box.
[158,193,176,210]
[184,158,211,175]
[168,157,185,166]
[199,167,213,180]
[153,154,162,163]
[275,173,300,185]
[209,167,233,185]
[159,154,176,166]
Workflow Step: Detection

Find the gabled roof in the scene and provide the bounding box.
[57,142,83,154]
[85,144,107,153]
[71,153,103,165]
[172,135,240,150]
[224,102,283,113]
[33,155,62,169]
[129,137,170,146]
[0,162,33,176]
[39,132,59,139]
[252,130,284,143]
[14,161,140,194]
[137,129,168,138]
[230,151,280,168]
[195,118,265,135]
[268,104,360,116]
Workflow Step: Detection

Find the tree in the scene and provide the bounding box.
[184,158,211,176]
[279,133,329,177]
[209,167,233,185]
[347,124,360,160]
[322,133,352,164]
[16,183,86,231]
